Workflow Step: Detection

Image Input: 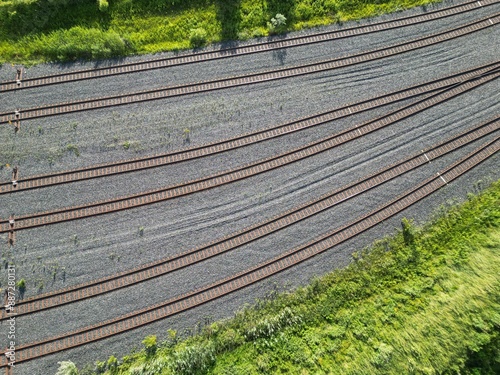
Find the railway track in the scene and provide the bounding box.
[0,70,500,234]
[1,14,499,126]
[2,135,497,368]
[1,0,497,92]
[2,116,497,320]
[1,62,498,195]
[0,69,497,234]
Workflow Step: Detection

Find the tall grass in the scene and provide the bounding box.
[71,180,500,374]
[0,0,441,64]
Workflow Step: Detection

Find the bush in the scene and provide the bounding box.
[295,3,314,21]
[271,13,287,28]
[106,355,118,373]
[189,27,207,48]
[142,335,157,356]
[97,0,109,13]
[169,342,216,374]
[55,361,79,375]
[32,26,132,62]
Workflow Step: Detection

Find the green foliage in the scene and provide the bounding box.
[16,278,26,293]
[463,333,500,375]
[244,307,301,341]
[271,13,287,28]
[66,144,80,156]
[142,335,157,357]
[32,27,132,62]
[0,0,440,64]
[97,0,109,13]
[56,361,79,375]
[169,342,216,374]
[189,27,208,48]
[106,355,118,374]
[70,180,500,375]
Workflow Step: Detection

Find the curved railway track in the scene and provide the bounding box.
[1,14,499,126]
[1,62,498,195]
[0,0,497,92]
[2,136,498,367]
[0,70,497,233]
[1,116,497,320]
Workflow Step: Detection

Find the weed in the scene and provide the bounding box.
[16,278,26,297]
[66,144,80,157]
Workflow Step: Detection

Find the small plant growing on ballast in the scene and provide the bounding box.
[16,278,26,299]
[183,128,191,145]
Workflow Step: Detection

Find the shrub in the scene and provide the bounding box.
[97,0,109,13]
[189,27,207,48]
[295,3,314,21]
[244,307,302,341]
[271,13,287,28]
[32,26,132,62]
[55,361,79,375]
[169,342,216,374]
[142,335,157,356]
[106,355,118,373]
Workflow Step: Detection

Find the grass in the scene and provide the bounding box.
[66,179,500,374]
[0,0,441,65]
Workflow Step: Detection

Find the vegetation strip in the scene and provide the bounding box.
[1,71,497,233]
[1,134,497,367]
[1,61,498,195]
[2,116,497,320]
[1,0,496,92]
[1,13,499,125]
[121,182,500,375]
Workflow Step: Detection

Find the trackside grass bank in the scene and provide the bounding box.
[0,0,440,64]
[62,179,500,374]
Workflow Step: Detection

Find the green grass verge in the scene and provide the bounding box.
[0,0,440,65]
[68,179,500,375]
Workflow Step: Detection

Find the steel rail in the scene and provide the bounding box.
[1,0,496,92]
[1,62,498,195]
[0,71,497,232]
[1,116,496,320]
[1,14,499,125]
[2,135,497,367]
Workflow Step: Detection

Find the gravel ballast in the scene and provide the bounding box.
[0,1,499,373]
